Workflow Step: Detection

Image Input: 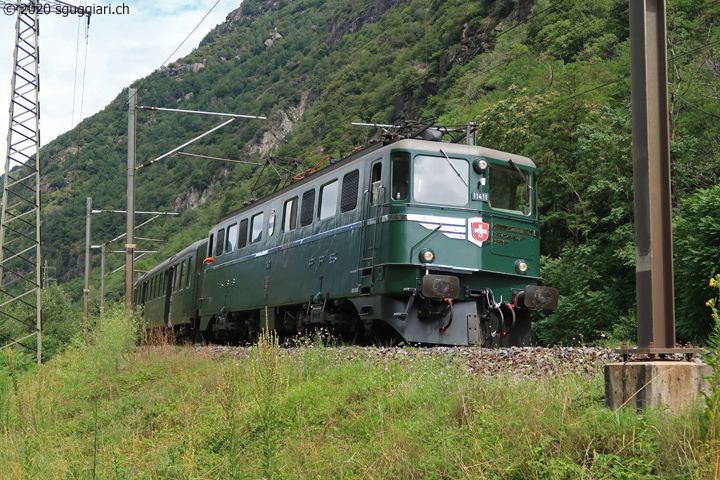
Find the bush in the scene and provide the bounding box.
[674,185,720,341]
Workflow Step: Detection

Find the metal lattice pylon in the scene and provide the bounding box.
[0,5,42,364]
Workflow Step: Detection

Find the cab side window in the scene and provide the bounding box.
[283,197,298,232]
[319,180,338,220]
[226,223,238,253]
[370,162,382,206]
[251,212,264,244]
[391,152,409,201]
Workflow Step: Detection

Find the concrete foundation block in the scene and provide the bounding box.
[604,361,712,412]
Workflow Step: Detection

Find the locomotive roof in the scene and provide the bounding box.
[220,139,536,224]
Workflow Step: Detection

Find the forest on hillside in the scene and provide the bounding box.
[23,0,720,356]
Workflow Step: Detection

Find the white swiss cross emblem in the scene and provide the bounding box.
[468,218,490,247]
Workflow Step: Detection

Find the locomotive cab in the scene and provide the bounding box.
[349,141,558,347]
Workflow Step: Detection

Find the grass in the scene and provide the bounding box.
[0,306,717,479]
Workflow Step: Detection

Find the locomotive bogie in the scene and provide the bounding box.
[133,138,558,347]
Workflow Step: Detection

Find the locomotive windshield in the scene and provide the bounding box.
[413,154,469,205]
[488,164,531,215]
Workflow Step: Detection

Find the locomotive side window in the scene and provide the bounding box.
[413,154,468,205]
[174,265,180,292]
[341,170,359,212]
[319,180,338,220]
[215,228,225,257]
[488,164,531,215]
[283,197,298,231]
[391,153,410,201]
[238,219,248,249]
[226,223,238,253]
[370,162,382,206]
[268,209,276,237]
[208,234,214,258]
[251,212,264,244]
[300,190,315,227]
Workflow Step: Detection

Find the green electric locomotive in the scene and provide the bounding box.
[134,130,558,347]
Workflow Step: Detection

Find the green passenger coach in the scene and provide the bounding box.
[134,134,558,347]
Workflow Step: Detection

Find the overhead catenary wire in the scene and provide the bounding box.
[105,0,235,132]
[70,1,91,143]
[156,0,222,73]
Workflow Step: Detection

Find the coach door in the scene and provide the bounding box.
[163,267,175,328]
[357,160,383,292]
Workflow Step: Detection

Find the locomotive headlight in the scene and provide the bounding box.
[473,158,488,173]
[515,260,529,275]
[419,248,435,263]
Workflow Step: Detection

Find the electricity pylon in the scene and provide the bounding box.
[0,1,87,364]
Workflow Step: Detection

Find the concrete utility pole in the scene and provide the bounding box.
[126,88,136,312]
[84,197,92,328]
[604,0,706,412]
[41,260,55,289]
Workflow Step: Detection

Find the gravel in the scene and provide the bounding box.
[191,343,704,378]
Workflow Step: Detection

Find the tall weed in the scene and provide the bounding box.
[86,304,142,376]
[700,274,720,474]
[252,328,289,479]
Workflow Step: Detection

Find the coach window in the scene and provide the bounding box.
[251,212,264,244]
[300,190,315,227]
[283,197,298,232]
[319,180,339,220]
[341,170,359,212]
[215,228,225,257]
[391,152,410,201]
[226,223,238,253]
[413,154,468,206]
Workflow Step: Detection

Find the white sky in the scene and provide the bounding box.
[0,0,241,159]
